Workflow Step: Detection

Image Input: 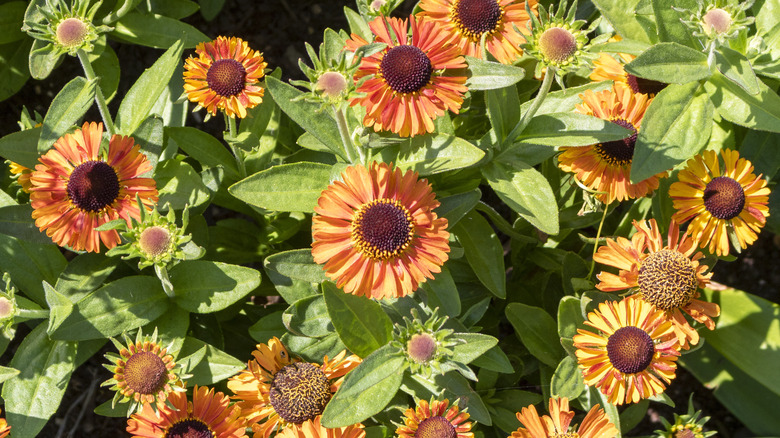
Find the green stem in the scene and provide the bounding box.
[587,203,610,280]
[334,106,362,164]
[226,116,247,178]
[506,66,556,145]
[17,308,50,319]
[77,49,117,137]
[475,202,536,243]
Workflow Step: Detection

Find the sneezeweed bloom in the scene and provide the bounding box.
[127,385,246,438]
[227,337,361,438]
[102,328,186,415]
[573,297,681,405]
[676,0,755,47]
[558,85,666,204]
[183,36,268,118]
[28,121,158,253]
[654,397,715,438]
[670,148,770,257]
[7,161,33,192]
[347,15,468,137]
[311,162,450,299]
[416,0,539,64]
[511,397,617,438]
[396,398,473,438]
[594,219,719,349]
[390,308,465,377]
[0,408,9,438]
[21,0,112,56]
[277,416,365,438]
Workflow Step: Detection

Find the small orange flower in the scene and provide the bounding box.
[277,416,365,438]
[0,407,9,438]
[396,398,473,438]
[511,397,617,438]
[8,161,33,192]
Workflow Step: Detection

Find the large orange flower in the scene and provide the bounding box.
[29,121,157,252]
[416,0,538,64]
[183,36,267,118]
[557,85,666,204]
[347,15,468,137]
[594,219,718,349]
[511,397,617,438]
[396,398,473,438]
[311,162,450,299]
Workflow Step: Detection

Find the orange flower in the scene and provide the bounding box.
[347,15,467,137]
[0,408,9,438]
[277,416,365,438]
[8,161,33,192]
[396,398,473,438]
[511,397,617,438]
[311,162,450,299]
[417,0,538,64]
[29,121,157,252]
[591,52,667,97]
[184,36,267,118]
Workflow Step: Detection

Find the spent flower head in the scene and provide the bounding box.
[357,0,405,17]
[22,0,112,56]
[0,274,19,336]
[391,308,467,378]
[654,396,716,438]
[676,0,755,48]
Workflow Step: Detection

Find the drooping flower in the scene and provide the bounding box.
[557,85,666,204]
[511,397,617,438]
[669,148,770,257]
[396,398,473,438]
[183,36,267,118]
[127,385,246,438]
[8,161,33,192]
[28,121,158,253]
[311,162,450,299]
[347,15,468,137]
[276,416,365,438]
[227,337,361,438]
[102,328,186,415]
[416,0,539,64]
[573,297,681,405]
[593,219,719,349]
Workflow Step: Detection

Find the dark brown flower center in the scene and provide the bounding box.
[453,0,503,40]
[702,8,732,34]
[67,160,120,212]
[56,17,88,47]
[415,416,456,438]
[352,198,414,260]
[703,176,745,220]
[269,362,331,424]
[165,419,213,438]
[594,119,637,167]
[140,226,172,258]
[124,351,167,395]
[206,58,247,97]
[626,74,667,96]
[538,27,577,63]
[407,333,438,363]
[637,249,698,310]
[380,45,433,94]
[606,326,655,374]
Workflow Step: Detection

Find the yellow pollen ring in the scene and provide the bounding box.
[449,0,505,42]
[351,198,415,261]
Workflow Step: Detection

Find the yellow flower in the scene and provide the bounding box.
[396,398,473,438]
[511,397,617,438]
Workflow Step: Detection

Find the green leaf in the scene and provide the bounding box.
[483,161,559,235]
[0,365,19,383]
[282,331,347,362]
[92,44,120,101]
[421,266,461,318]
[471,345,514,373]
[179,337,245,386]
[229,162,332,212]
[551,355,585,399]
[111,12,208,48]
[516,112,633,147]
[740,129,780,177]
[486,83,520,142]
[625,42,711,84]
[0,2,25,44]
[140,0,200,19]
[38,77,97,154]
[170,261,260,313]
[264,249,328,283]
[620,400,649,433]
[375,134,485,176]
[452,211,506,298]
[344,6,371,41]
[323,282,393,358]
[489,390,543,433]
[652,0,697,47]
[28,38,60,81]
[592,0,655,44]
[166,126,240,179]
[715,46,761,95]
[436,189,481,228]
[44,281,74,335]
[283,294,332,338]
[408,372,492,425]
[115,40,184,135]
[466,56,525,90]
[249,310,286,343]
[0,38,31,99]
[450,332,498,365]
[198,0,225,20]
[0,234,66,306]
[133,115,164,174]
[506,302,564,368]
[518,81,613,117]
[265,76,345,159]
[49,276,168,341]
[156,159,211,210]
[2,324,76,438]
[0,204,53,244]
[631,82,713,182]
[0,126,42,169]
[321,344,405,428]
[705,71,780,133]
[558,296,585,355]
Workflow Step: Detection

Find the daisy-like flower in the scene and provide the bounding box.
[102,329,186,414]
[669,148,770,257]
[416,0,539,64]
[511,397,617,438]
[277,416,365,438]
[127,385,246,438]
[396,398,473,438]
[347,15,468,137]
[573,297,681,405]
[0,408,9,438]
[593,219,719,349]
[28,121,158,253]
[557,85,667,204]
[227,337,361,438]
[183,36,268,118]
[591,51,668,97]
[8,161,33,192]
[311,162,450,299]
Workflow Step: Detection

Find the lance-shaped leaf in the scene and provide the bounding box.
[625,42,711,84]
[229,162,332,213]
[515,112,633,147]
[453,211,506,298]
[37,76,97,153]
[323,282,393,358]
[170,261,261,313]
[466,56,525,90]
[375,134,485,176]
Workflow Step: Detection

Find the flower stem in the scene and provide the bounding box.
[334,106,362,164]
[155,264,175,298]
[226,115,247,178]
[506,66,556,145]
[17,308,50,319]
[77,49,117,137]
[587,203,611,280]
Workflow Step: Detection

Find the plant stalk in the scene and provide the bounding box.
[506,66,556,145]
[77,49,117,137]
[334,106,362,164]
[226,115,247,177]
